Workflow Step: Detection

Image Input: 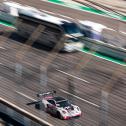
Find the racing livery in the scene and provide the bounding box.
[35,91,81,120]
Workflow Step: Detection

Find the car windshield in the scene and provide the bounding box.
[61,22,81,34]
[57,100,71,108]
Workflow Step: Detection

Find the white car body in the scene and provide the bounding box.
[78,20,107,41]
[36,92,81,120]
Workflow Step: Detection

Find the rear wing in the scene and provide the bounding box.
[37,90,56,98]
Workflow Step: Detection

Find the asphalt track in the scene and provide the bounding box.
[0,0,126,126]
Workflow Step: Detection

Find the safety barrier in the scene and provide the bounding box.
[81,37,126,61]
[0,98,53,126]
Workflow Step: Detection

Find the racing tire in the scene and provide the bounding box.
[45,104,50,113]
[57,112,63,120]
[35,102,42,110]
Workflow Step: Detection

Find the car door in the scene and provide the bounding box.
[47,100,56,114]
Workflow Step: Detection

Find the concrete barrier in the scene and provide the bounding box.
[81,37,126,61]
[0,98,53,126]
[102,28,126,48]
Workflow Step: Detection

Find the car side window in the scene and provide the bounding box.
[48,100,56,106]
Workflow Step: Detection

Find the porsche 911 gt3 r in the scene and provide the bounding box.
[35,91,81,120]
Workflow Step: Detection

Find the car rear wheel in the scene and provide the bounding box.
[35,102,43,110]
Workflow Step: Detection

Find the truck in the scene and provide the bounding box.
[0,1,84,52]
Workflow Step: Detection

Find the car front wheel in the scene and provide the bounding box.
[57,112,63,120]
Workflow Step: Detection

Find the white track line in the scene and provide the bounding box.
[58,14,73,19]
[15,91,36,101]
[0,46,5,49]
[16,89,99,108]
[59,89,100,108]
[56,69,90,83]
[41,9,73,19]
[40,9,56,15]
[120,31,126,35]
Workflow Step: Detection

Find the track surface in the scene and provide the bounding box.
[0,0,126,126]
[1,0,126,32]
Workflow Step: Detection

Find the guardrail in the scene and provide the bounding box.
[81,37,126,61]
[0,98,53,126]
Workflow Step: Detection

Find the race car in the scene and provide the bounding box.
[35,91,81,120]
